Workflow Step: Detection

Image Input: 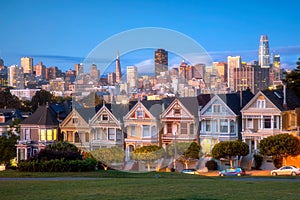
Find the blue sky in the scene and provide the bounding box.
[1,0,300,73]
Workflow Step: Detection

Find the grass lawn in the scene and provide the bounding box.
[1,170,300,200]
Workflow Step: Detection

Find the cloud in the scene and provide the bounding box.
[134,58,154,74]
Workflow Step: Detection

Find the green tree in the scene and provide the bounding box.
[259,133,300,167]
[131,145,165,171]
[0,132,19,165]
[212,140,249,167]
[91,146,125,170]
[0,90,21,109]
[81,92,103,107]
[31,90,54,112]
[168,142,201,169]
[283,58,300,97]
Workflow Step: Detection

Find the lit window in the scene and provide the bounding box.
[47,129,52,140]
[40,129,46,140]
[53,129,57,140]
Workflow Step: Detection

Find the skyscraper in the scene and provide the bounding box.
[115,51,122,83]
[227,56,242,91]
[126,66,138,88]
[21,57,33,74]
[259,35,270,68]
[8,65,24,89]
[90,63,100,83]
[154,49,168,77]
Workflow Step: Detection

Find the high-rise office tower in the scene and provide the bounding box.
[34,62,46,79]
[0,60,7,88]
[259,35,270,68]
[227,56,242,91]
[90,63,100,83]
[108,72,116,85]
[115,51,122,83]
[21,57,33,74]
[269,54,281,85]
[8,65,24,89]
[126,66,138,88]
[154,49,168,77]
[74,63,84,76]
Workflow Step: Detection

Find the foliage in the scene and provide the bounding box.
[91,147,125,170]
[131,145,165,171]
[283,58,300,97]
[272,155,283,169]
[167,142,192,157]
[80,92,103,107]
[18,158,96,172]
[253,154,263,170]
[0,90,21,109]
[31,89,54,112]
[0,132,19,164]
[211,140,249,167]
[205,159,218,170]
[259,133,300,159]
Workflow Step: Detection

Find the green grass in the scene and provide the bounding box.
[1,170,300,199]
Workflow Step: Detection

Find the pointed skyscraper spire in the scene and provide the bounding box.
[116,50,121,83]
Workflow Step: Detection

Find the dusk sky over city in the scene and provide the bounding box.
[1,0,300,73]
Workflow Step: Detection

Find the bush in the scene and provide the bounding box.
[272,155,283,169]
[205,159,218,170]
[253,154,263,170]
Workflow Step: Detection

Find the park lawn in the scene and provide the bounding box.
[0,171,300,199]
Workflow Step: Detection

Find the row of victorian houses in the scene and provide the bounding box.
[12,87,300,170]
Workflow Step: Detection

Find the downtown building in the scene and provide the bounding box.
[154,49,168,77]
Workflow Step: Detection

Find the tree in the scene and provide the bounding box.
[131,145,165,171]
[0,132,19,165]
[80,92,103,107]
[167,142,201,169]
[283,58,300,97]
[259,133,300,167]
[0,90,21,109]
[31,90,54,112]
[91,146,125,170]
[211,140,249,167]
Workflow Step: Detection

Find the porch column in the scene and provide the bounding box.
[254,140,257,153]
[25,147,27,160]
[260,115,263,129]
[271,116,274,129]
[227,119,230,134]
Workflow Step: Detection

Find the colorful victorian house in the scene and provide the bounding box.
[199,90,254,155]
[160,95,211,149]
[16,104,59,162]
[241,88,300,169]
[89,103,129,150]
[124,99,173,151]
[60,106,99,152]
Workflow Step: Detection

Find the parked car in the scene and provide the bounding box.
[181,169,200,175]
[218,167,246,176]
[271,166,300,176]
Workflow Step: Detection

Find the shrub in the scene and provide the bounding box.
[272,155,283,169]
[205,159,218,170]
[253,154,263,170]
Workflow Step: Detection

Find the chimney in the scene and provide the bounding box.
[283,84,287,109]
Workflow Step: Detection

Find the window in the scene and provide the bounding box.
[189,123,194,134]
[257,100,266,108]
[143,125,150,137]
[205,121,211,132]
[53,129,57,140]
[25,129,30,140]
[116,129,122,141]
[273,116,279,129]
[136,108,144,118]
[173,104,181,115]
[263,116,271,129]
[247,119,253,129]
[72,117,78,124]
[212,104,221,113]
[85,132,89,142]
[131,126,136,136]
[167,123,172,134]
[47,129,52,140]
[102,114,108,121]
[108,128,116,140]
[181,123,188,134]
[75,132,80,143]
[230,120,235,133]
[67,131,73,142]
[152,126,157,137]
[95,129,101,140]
[40,129,46,140]
[220,119,228,132]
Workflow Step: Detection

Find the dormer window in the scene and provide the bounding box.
[136,107,144,118]
[257,100,266,108]
[173,104,181,115]
[212,104,221,113]
[72,117,78,124]
[102,114,108,121]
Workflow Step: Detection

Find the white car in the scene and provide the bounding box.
[271,166,300,176]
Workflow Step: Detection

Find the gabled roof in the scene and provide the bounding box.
[140,98,175,118]
[261,88,300,111]
[179,94,212,117]
[21,105,59,126]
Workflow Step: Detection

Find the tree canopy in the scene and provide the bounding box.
[131,145,165,171]
[259,133,300,167]
[31,89,54,112]
[212,140,249,167]
[0,90,21,109]
[0,132,19,165]
[283,57,300,97]
[91,146,125,170]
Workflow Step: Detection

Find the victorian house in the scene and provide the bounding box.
[160,95,211,149]
[199,90,254,154]
[16,104,60,162]
[241,88,300,169]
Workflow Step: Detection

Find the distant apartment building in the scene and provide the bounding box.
[10,88,40,101]
[89,63,100,83]
[155,49,168,77]
[258,35,270,68]
[34,62,46,79]
[213,62,228,83]
[74,63,84,76]
[127,66,138,89]
[0,64,7,88]
[8,65,24,89]
[227,56,242,91]
[108,72,116,85]
[47,66,63,80]
[21,57,33,74]
[270,54,281,85]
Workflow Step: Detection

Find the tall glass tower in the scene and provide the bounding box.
[258,35,270,68]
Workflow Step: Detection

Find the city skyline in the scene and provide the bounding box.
[1,0,300,72]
